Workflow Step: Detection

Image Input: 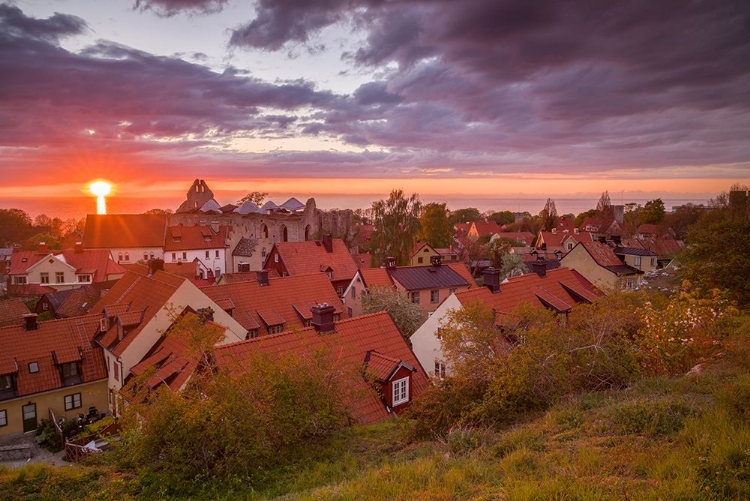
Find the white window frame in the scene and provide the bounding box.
[14,276,27,285]
[0,409,6,427]
[40,272,49,284]
[430,289,439,303]
[634,256,641,266]
[410,291,420,304]
[55,272,65,283]
[64,392,82,411]
[392,377,409,406]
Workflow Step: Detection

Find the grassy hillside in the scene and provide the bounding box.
[2,317,748,500]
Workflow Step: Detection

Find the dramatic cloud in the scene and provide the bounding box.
[133,0,229,17]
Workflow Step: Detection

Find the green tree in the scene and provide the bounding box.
[370,189,422,266]
[640,198,666,225]
[237,191,268,206]
[487,210,515,226]
[574,208,597,227]
[0,208,33,246]
[361,285,427,340]
[419,202,453,248]
[448,207,481,226]
[538,198,558,231]
[596,191,613,218]
[143,208,174,215]
[497,251,527,280]
[22,233,61,250]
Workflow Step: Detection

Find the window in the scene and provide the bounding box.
[215,250,220,258]
[113,363,119,382]
[172,252,177,261]
[274,254,279,263]
[410,291,420,304]
[351,286,356,299]
[651,258,656,267]
[0,375,13,391]
[238,263,250,272]
[634,256,641,266]
[182,252,187,260]
[42,301,48,311]
[567,242,574,250]
[261,247,267,259]
[124,252,130,262]
[143,253,148,261]
[392,377,409,406]
[0,409,6,427]
[430,290,439,303]
[40,272,49,284]
[118,253,123,262]
[417,257,423,264]
[327,270,333,280]
[336,286,344,295]
[268,324,284,334]
[434,360,447,379]
[205,251,210,259]
[62,363,78,378]
[77,275,91,283]
[247,329,259,339]
[449,288,457,295]
[64,393,82,411]
[55,272,65,283]
[28,362,39,373]
[347,307,353,317]
[149,252,154,259]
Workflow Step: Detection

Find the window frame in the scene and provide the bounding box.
[64,392,82,411]
[392,377,409,406]
[28,362,39,373]
[430,289,439,303]
[0,409,7,427]
[410,291,420,304]
[40,272,49,284]
[55,271,65,284]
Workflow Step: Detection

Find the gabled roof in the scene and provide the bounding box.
[470,220,503,237]
[164,225,229,251]
[280,197,305,211]
[614,246,657,257]
[214,312,429,424]
[82,214,168,249]
[567,241,642,276]
[269,239,358,282]
[199,199,222,214]
[360,268,394,290]
[0,298,31,327]
[40,289,75,312]
[637,223,660,235]
[492,231,535,246]
[411,241,436,257]
[232,237,257,257]
[55,282,117,318]
[203,273,346,333]
[0,314,107,397]
[91,270,187,357]
[455,267,602,317]
[388,264,470,291]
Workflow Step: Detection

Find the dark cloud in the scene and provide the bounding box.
[133,0,228,17]
[0,4,87,41]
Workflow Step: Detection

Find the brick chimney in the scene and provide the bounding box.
[148,258,165,276]
[321,234,333,253]
[532,259,547,278]
[483,267,500,293]
[430,255,442,267]
[210,221,220,234]
[38,242,48,254]
[23,313,38,331]
[311,303,335,333]
[74,242,84,253]
[385,256,397,269]
[256,269,269,286]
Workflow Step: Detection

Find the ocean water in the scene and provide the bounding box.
[0,194,713,221]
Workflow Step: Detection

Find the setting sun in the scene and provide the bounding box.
[90,181,112,197]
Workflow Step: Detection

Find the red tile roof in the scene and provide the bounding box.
[82,214,168,249]
[214,311,429,424]
[0,314,107,397]
[129,321,198,393]
[578,241,625,267]
[493,231,535,246]
[456,267,601,317]
[164,225,230,251]
[0,298,31,327]
[445,262,476,286]
[8,247,126,282]
[90,270,187,357]
[203,273,346,333]
[470,220,503,238]
[270,239,358,282]
[353,252,373,268]
[360,268,394,289]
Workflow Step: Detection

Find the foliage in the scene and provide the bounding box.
[596,190,613,217]
[574,208,597,227]
[0,208,33,246]
[662,203,702,239]
[448,207,481,226]
[370,189,422,266]
[361,285,427,340]
[491,249,526,280]
[486,210,515,226]
[640,198,666,224]
[418,202,453,248]
[142,208,173,215]
[679,203,750,307]
[237,191,268,206]
[635,284,738,375]
[22,232,61,250]
[538,198,558,231]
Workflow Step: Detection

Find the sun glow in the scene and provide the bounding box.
[89,180,113,214]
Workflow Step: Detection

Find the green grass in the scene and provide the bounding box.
[3,318,749,500]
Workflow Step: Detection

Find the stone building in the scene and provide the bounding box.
[170,180,355,273]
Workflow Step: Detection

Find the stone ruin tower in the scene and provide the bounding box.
[176,179,215,213]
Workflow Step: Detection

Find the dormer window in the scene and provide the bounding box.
[0,374,16,400]
[77,274,92,283]
[392,377,409,406]
[28,362,39,373]
[268,324,284,334]
[326,270,333,280]
[14,276,26,285]
[61,362,81,386]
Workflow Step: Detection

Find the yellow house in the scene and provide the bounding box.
[410,242,440,266]
[0,314,108,437]
[560,241,642,292]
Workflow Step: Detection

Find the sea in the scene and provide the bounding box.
[0,195,714,221]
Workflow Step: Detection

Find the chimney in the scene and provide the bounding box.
[483,267,501,293]
[38,242,48,254]
[23,313,38,331]
[430,255,442,267]
[612,235,622,245]
[148,258,165,276]
[256,269,269,286]
[321,234,333,253]
[311,303,336,333]
[74,242,83,253]
[532,259,547,278]
[385,256,397,269]
[552,227,557,234]
[574,228,579,234]
[598,236,607,244]
[12,246,20,253]
[210,221,220,233]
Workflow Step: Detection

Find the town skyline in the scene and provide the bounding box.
[2,1,748,200]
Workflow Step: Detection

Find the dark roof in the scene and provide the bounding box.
[41,289,75,311]
[614,246,657,257]
[232,237,257,257]
[389,264,470,290]
[524,259,561,274]
[604,265,643,275]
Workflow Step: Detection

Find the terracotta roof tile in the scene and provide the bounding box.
[360,268,394,289]
[0,314,107,397]
[164,225,230,251]
[270,239,358,282]
[215,312,429,425]
[203,273,346,334]
[0,298,31,327]
[579,241,624,267]
[82,214,168,249]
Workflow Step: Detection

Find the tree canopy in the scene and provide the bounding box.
[237,191,268,206]
[361,285,427,340]
[449,207,481,226]
[538,198,558,231]
[640,198,666,224]
[370,190,422,266]
[419,202,453,248]
[596,191,613,217]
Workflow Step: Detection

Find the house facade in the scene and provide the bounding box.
[164,224,230,278]
[560,241,642,291]
[0,314,108,436]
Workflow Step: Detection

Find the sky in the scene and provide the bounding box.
[1,0,749,204]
